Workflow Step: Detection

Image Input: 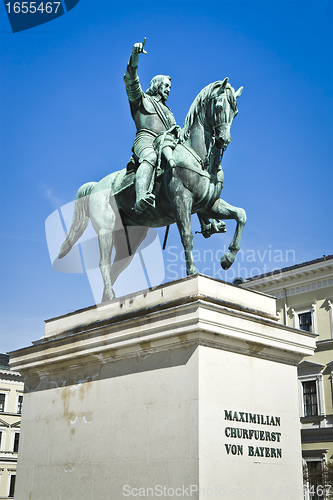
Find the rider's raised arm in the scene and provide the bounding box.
[124,39,147,107]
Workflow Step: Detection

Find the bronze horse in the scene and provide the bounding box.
[59,78,246,301]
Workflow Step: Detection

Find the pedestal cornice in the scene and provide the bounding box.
[9,275,316,374]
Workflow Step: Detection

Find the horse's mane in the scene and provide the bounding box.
[181,82,217,141]
[180,81,236,141]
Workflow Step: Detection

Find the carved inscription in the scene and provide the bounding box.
[224,410,282,458]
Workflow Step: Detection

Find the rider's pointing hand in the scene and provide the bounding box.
[133,37,147,54]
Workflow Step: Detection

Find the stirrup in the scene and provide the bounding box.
[133,194,155,214]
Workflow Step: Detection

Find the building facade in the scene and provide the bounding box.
[0,354,23,499]
[239,255,333,499]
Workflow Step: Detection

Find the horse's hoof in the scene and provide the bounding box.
[102,289,115,302]
[187,266,198,276]
[221,253,234,270]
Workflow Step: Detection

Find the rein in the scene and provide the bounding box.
[180,142,218,175]
[194,112,217,169]
[193,95,231,169]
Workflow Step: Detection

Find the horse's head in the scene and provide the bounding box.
[207,78,243,150]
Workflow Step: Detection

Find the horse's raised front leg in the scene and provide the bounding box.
[173,189,197,276]
[203,198,246,270]
[90,190,116,302]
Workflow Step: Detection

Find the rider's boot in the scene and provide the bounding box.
[134,160,156,214]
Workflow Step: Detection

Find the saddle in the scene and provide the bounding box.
[125,155,164,177]
[126,155,139,173]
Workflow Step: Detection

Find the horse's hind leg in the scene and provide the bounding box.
[202,198,246,270]
[172,189,197,276]
[98,228,115,302]
[90,190,116,302]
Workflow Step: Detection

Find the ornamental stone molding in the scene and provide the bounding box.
[274,278,333,299]
[241,257,333,298]
[0,379,23,386]
[9,275,317,375]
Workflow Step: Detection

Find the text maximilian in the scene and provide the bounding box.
[224,410,281,427]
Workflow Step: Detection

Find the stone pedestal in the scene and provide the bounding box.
[10,275,316,499]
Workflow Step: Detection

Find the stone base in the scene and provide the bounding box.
[10,275,316,499]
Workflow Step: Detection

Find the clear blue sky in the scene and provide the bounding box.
[1,0,332,353]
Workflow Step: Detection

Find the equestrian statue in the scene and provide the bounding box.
[58,38,246,302]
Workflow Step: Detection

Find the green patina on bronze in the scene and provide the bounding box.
[58,39,246,302]
[124,37,180,214]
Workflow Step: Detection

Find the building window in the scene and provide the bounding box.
[303,380,318,416]
[8,475,16,498]
[293,304,317,333]
[0,394,5,412]
[299,312,312,332]
[306,461,323,500]
[299,372,325,418]
[13,433,20,453]
[17,395,23,414]
[0,429,6,452]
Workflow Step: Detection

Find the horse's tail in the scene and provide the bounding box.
[58,182,97,259]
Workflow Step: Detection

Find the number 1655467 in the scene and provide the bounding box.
[5,2,61,14]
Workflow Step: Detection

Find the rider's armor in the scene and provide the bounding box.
[124,66,177,168]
